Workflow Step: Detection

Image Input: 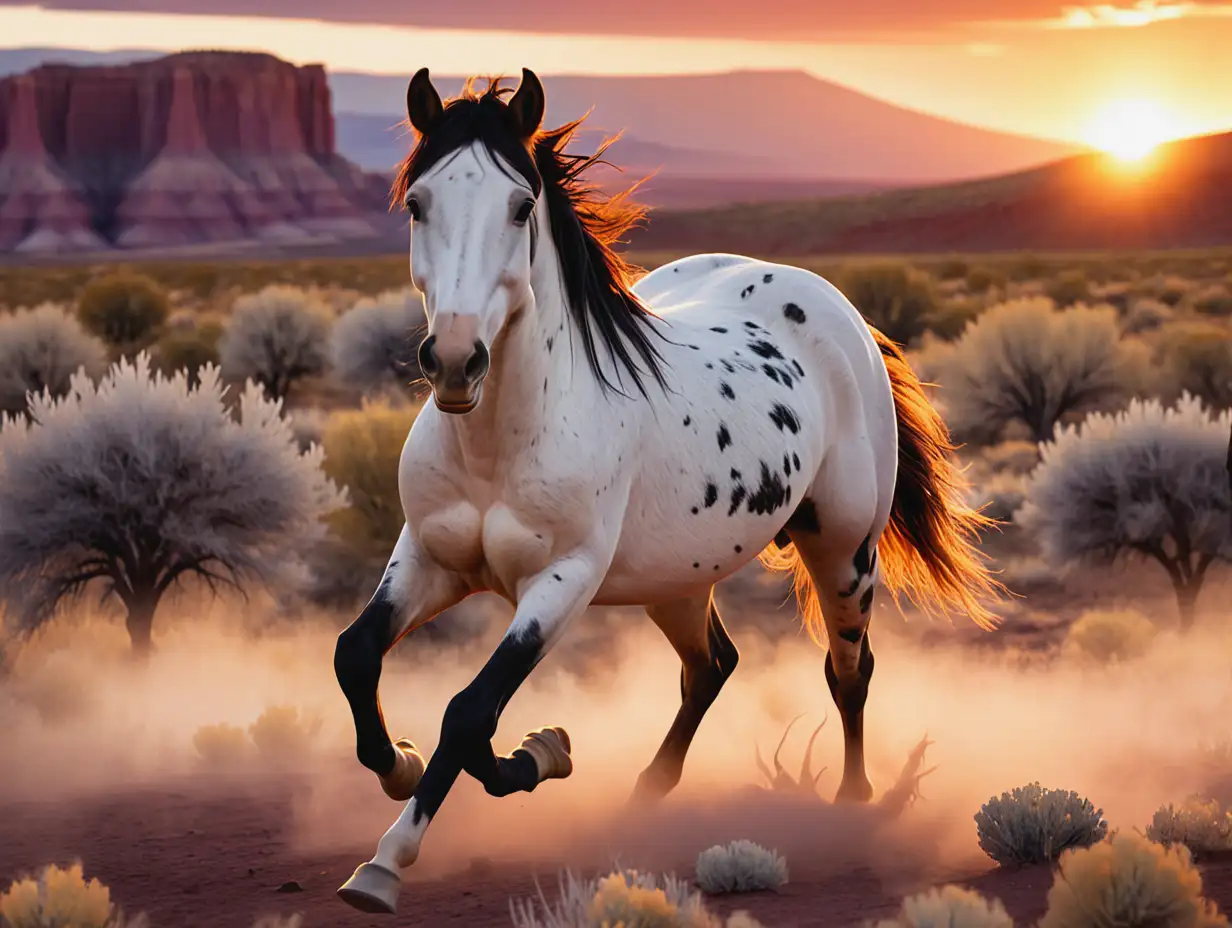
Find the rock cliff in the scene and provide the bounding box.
[0,51,393,254]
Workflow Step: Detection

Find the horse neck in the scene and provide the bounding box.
[445,239,586,468]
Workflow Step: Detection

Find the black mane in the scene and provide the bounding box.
[391,77,670,400]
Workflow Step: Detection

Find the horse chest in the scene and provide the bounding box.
[413,494,561,599]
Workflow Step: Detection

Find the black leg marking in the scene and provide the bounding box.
[853,534,873,576]
[335,596,400,776]
[859,586,875,614]
[783,302,806,324]
[411,622,546,822]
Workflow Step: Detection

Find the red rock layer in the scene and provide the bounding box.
[0,51,387,253]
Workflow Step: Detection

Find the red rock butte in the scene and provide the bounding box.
[0,50,394,255]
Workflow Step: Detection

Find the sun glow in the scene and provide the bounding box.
[1084,98,1181,161]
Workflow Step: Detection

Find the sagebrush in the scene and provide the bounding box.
[0,861,147,928]
[694,840,787,895]
[867,884,1014,928]
[974,782,1107,866]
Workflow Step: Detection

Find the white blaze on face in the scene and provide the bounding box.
[409,143,538,360]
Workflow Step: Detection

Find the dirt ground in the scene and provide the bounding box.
[5,773,1232,928]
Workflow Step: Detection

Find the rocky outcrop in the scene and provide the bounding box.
[0,51,392,254]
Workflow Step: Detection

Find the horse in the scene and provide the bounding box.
[332,67,1003,914]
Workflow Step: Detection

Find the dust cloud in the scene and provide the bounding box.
[3,577,1232,888]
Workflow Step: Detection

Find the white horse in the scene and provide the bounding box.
[333,68,1002,914]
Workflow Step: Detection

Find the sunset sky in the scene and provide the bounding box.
[1,0,1229,151]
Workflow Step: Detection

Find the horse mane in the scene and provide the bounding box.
[390,76,670,400]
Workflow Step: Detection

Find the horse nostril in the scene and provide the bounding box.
[418,334,440,378]
[464,340,490,383]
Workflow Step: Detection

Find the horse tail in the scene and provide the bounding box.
[869,326,1004,629]
[758,325,1003,638]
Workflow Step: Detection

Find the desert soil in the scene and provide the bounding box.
[6,777,1232,928]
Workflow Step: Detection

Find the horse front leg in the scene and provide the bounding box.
[333,524,471,801]
[336,551,605,914]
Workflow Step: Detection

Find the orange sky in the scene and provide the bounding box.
[0,1,1229,147]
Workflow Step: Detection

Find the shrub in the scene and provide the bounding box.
[0,354,347,655]
[1046,269,1091,308]
[329,288,425,397]
[866,885,1014,928]
[1149,275,1194,308]
[247,705,323,764]
[1154,321,1232,410]
[837,262,941,347]
[508,866,757,928]
[1039,832,1228,928]
[76,271,169,349]
[320,400,420,558]
[219,285,332,400]
[931,298,1130,443]
[1123,298,1174,335]
[1018,395,1232,632]
[0,303,108,417]
[974,782,1108,866]
[1193,285,1232,318]
[0,861,148,928]
[1147,797,1232,855]
[694,840,787,895]
[966,266,1006,295]
[192,722,253,768]
[1062,608,1158,664]
[152,319,223,384]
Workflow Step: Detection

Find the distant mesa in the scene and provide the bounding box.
[0,51,396,256]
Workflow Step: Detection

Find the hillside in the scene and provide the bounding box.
[630,132,1232,255]
[325,69,1083,184]
[0,51,394,255]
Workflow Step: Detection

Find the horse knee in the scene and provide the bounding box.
[439,688,498,752]
[825,636,874,715]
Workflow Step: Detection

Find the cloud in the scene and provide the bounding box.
[981,0,1232,29]
[3,0,1226,40]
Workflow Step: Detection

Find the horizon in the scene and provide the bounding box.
[1,1,1231,158]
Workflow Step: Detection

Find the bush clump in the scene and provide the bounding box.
[0,354,347,655]
[192,722,252,768]
[1154,321,1232,411]
[1147,797,1232,856]
[508,866,761,928]
[1062,608,1158,665]
[219,285,332,400]
[247,705,323,764]
[1038,832,1228,928]
[329,288,425,397]
[974,782,1108,866]
[152,319,223,385]
[0,861,147,928]
[1018,394,1232,632]
[929,297,1130,444]
[866,884,1014,928]
[0,303,108,417]
[694,840,787,895]
[1046,269,1091,307]
[837,262,941,347]
[76,271,170,350]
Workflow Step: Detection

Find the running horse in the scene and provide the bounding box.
[333,67,1002,913]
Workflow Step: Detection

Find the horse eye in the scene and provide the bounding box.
[405,196,421,221]
[513,199,535,225]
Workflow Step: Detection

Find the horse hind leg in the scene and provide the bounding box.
[631,588,739,802]
[783,492,883,804]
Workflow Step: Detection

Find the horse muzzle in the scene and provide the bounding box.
[418,331,490,415]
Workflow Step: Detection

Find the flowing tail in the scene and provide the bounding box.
[759,325,1005,637]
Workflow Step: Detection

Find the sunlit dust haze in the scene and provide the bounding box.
[4,577,1232,887]
[1084,97,1184,160]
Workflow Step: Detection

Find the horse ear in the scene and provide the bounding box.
[507,68,545,139]
[406,67,444,136]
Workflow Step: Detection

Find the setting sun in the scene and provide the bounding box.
[1084,98,1180,162]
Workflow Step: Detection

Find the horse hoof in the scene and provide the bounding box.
[379,739,425,802]
[337,862,400,914]
[519,726,573,782]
